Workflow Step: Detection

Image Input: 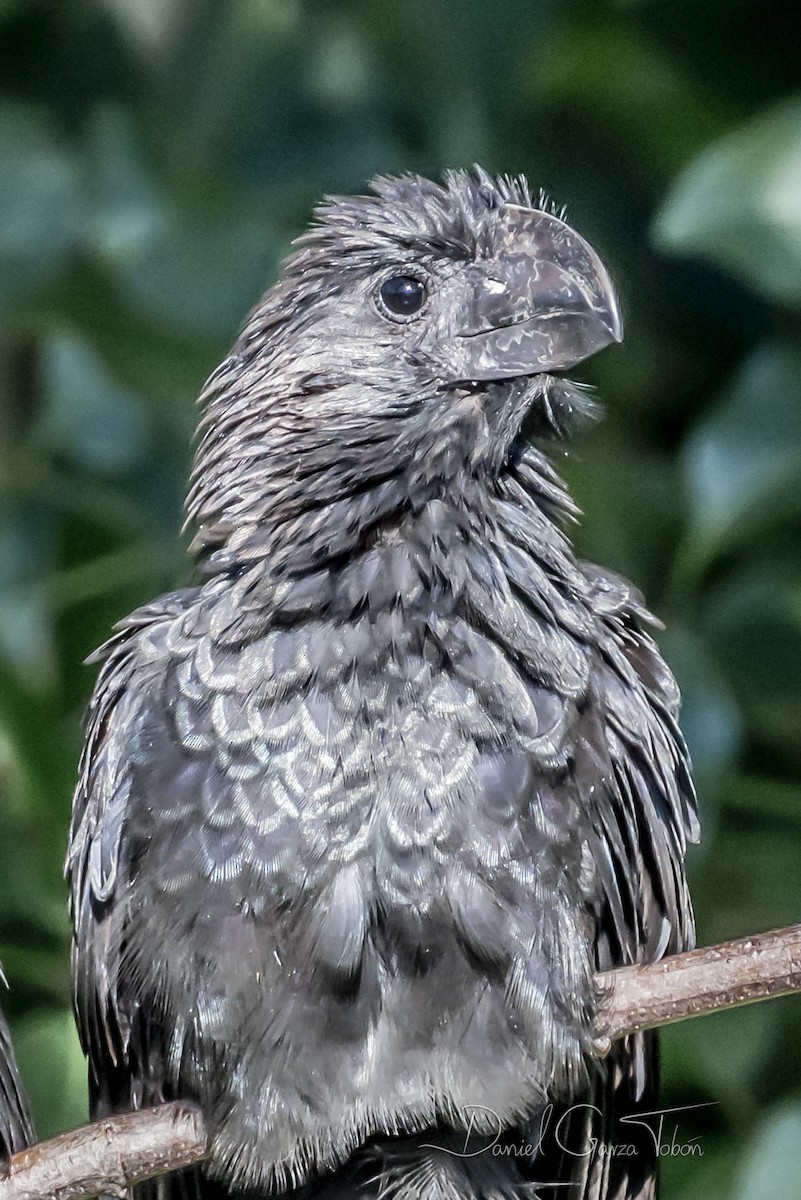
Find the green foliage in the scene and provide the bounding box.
[657,97,801,306]
[0,0,799,1190]
[734,1103,801,1200]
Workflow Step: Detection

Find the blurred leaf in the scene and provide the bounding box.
[659,625,742,781]
[100,0,185,54]
[42,260,217,416]
[14,1009,88,1139]
[115,202,277,337]
[733,1102,801,1200]
[678,340,801,576]
[692,822,801,943]
[528,14,729,178]
[0,453,155,538]
[44,540,179,611]
[565,424,686,600]
[0,507,56,680]
[36,334,150,474]
[0,939,70,1009]
[656,95,801,306]
[0,106,84,307]
[669,1148,737,1200]
[306,12,377,107]
[721,773,801,823]
[84,105,164,261]
[0,661,75,866]
[663,1002,781,1115]
[702,565,801,765]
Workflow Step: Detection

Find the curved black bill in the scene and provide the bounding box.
[428,204,622,382]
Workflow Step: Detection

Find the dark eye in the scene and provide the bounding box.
[378,275,426,319]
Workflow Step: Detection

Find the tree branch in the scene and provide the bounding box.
[0,1102,206,1200]
[2,924,800,1199]
[594,922,801,1047]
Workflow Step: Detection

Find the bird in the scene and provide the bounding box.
[0,978,34,1174]
[67,168,699,1200]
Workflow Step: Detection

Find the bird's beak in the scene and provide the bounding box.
[428,204,622,382]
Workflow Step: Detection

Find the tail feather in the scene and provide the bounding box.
[307,1131,536,1200]
[531,1033,659,1200]
[0,1004,34,1173]
[136,1035,659,1200]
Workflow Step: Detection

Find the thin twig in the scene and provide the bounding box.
[594,922,801,1046]
[0,1102,207,1200]
[2,925,801,1199]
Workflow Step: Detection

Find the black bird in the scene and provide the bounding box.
[68,169,698,1200]
[0,978,34,1173]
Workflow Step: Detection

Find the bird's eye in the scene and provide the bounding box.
[378,276,426,319]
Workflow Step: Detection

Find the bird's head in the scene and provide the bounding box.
[188,169,621,568]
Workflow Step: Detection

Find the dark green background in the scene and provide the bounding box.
[1,1,800,1195]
